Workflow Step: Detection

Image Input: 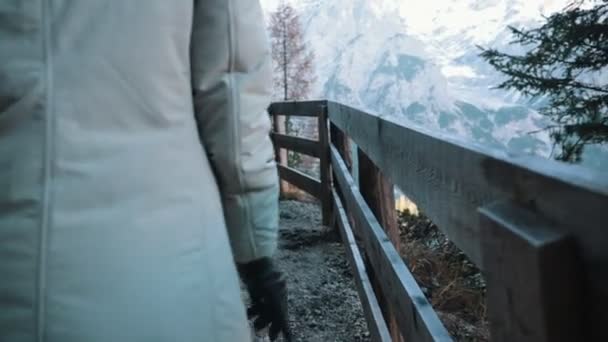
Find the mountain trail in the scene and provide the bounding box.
[254,200,371,341]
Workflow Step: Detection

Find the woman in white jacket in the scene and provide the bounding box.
[0,1,290,341]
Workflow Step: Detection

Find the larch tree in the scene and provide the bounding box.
[269,1,315,102]
[480,0,608,163]
[268,1,316,190]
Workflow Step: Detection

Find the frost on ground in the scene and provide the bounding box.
[275,200,370,342]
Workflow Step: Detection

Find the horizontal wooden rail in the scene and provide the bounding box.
[332,189,391,342]
[327,101,608,338]
[331,145,452,342]
[272,99,608,340]
[328,100,608,264]
[271,132,320,158]
[277,164,321,199]
[268,100,326,117]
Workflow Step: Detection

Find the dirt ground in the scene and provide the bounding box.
[272,200,370,342]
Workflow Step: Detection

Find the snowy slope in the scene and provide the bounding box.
[261,0,607,169]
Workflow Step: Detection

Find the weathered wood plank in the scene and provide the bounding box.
[327,101,608,339]
[319,107,332,226]
[272,115,289,193]
[480,201,583,342]
[270,133,320,158]
[331,145,452,342]
[268,100,327,117]
[329,123,353,222]
[330,123,352,170]
[277,164,321,199]
[358,148,402,342]
[358,149,400,249]
[332,189,392,342]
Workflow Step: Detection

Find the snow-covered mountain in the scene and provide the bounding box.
[261,0,608,170]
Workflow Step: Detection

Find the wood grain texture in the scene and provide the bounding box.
[327,101,608,339]
[332,189,392,342]
[272,115,289,194]
[480,201,584,342]
[330,123,353,170]
[268,100,327,117]
[358,148,402,342]
[358,149,400,248]
[319,107,332,226]
[271,132,320,158]
[329,123,353,223]
[277,164,321,199]
[332,146,452,342]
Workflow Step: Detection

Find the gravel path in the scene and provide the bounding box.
[276,200,370,342]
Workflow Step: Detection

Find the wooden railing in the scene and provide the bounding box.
[268,100,608,342]
[269,101,332,226]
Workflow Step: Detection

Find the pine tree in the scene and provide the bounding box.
[480,0,608,162]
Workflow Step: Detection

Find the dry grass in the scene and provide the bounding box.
[398,210,489,341]
[280,185,318,203]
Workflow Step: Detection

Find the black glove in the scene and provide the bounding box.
[237,257,292,341]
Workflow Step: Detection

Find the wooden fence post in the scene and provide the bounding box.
[358,148,403,342]
[330,123,352,171]
[358,150,400,248]
[273,114,289,195]
[330,123,356,236]
[330,122,351,214]
[480,201,584,342]
[318,105,332,226]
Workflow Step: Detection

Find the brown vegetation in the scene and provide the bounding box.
[397,210,489,341]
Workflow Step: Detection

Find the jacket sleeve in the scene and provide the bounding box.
[190,0,279,263]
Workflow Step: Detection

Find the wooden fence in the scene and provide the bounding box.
[268,100,608,342]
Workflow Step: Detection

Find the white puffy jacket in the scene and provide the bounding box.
[0,1,278,341]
